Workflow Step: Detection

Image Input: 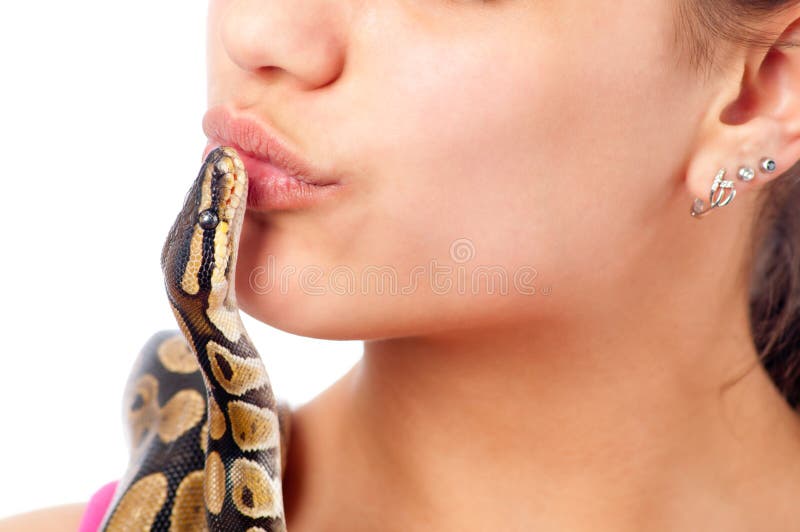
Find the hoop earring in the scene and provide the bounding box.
[690,168,736,219]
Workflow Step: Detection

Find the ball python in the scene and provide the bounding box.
[99,146,291,531]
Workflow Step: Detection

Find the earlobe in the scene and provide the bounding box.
[683,115,781,217]
[686,148,785,219]
[689,167,736,218]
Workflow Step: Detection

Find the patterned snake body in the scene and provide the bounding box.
[99,147,290,531]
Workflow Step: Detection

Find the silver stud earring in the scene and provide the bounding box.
[737,166,756,182]
[690,168,736,219]
[760,157,777,173]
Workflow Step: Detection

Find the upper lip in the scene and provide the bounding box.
[202,104,337,186]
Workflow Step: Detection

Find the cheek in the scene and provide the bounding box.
[337,2,698,290]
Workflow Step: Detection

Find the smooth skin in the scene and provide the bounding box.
[0,505,84,531]
[6,0,800,530]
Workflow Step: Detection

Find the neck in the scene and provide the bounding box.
[285,205,800,531]
[342,308,800,529]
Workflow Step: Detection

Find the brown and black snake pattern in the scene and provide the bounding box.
[99,147,291,531]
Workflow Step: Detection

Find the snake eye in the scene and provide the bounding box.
[198,209,219,230]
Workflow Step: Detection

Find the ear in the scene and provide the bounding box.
[685,13,800,212]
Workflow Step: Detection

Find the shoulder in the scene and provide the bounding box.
[0,504,86,531]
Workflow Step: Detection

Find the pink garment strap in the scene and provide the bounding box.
[77,481,118,532]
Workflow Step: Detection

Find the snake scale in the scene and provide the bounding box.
[98,147,291,531]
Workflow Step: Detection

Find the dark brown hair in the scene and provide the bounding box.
[676,0,800,408]
[675,0,800,77]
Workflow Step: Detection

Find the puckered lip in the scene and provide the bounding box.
[201,104,339,187]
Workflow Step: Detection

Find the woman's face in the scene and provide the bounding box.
[206,0,712,339]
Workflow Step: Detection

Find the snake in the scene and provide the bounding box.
[98,146,291,531]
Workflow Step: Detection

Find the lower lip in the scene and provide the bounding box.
[202,143,341,211]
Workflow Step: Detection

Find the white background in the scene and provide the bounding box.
[0,1,362,518]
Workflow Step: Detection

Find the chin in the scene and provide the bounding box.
[236,286,362,340]
[235,283,428,341]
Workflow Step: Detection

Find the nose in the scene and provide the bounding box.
[219,0,346,88]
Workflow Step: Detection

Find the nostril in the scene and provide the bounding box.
[215,0,345,89]
[218,2,281,74]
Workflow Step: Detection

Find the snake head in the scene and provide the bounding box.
[161,146,248,307]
